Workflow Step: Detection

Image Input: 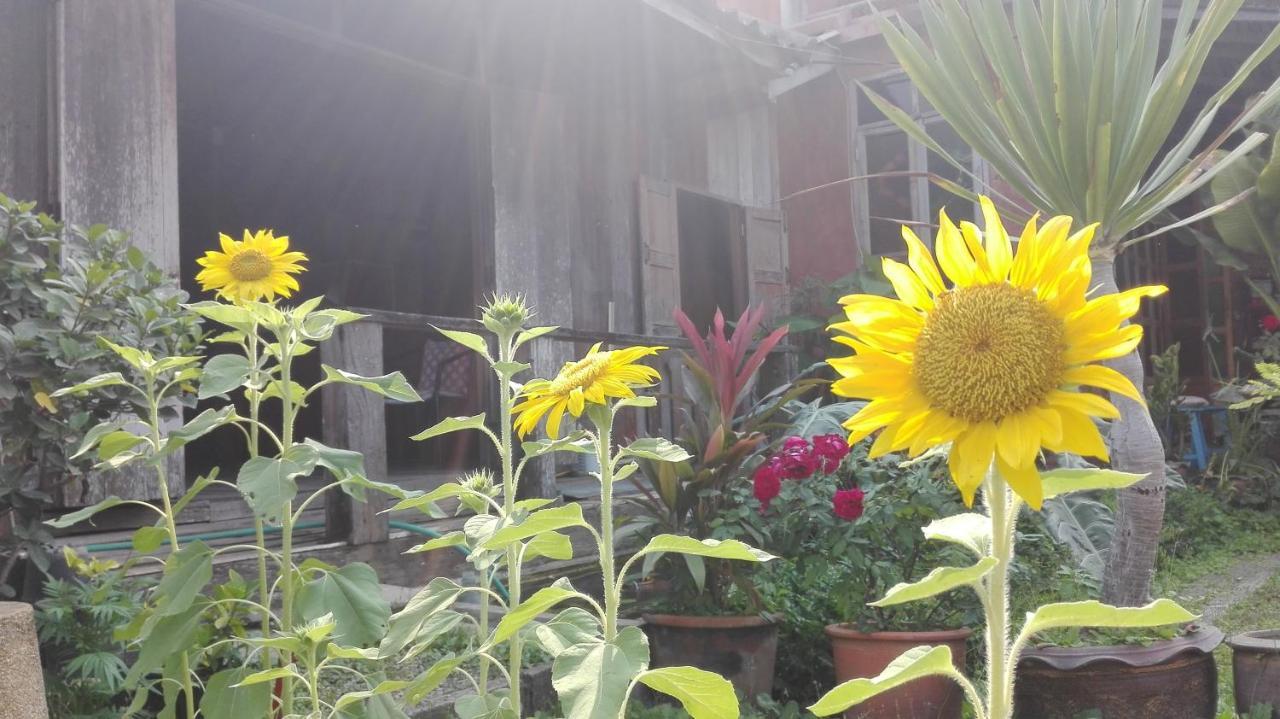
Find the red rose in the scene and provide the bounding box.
[779,444,819,480]
[753,458,783,509]
[782,436,809,451]
[832,488,864,521]
[812,434,851,473]
[1263,314,1280,333]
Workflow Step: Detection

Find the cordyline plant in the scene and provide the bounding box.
[629,306,812,611]
[51,231,424,717]
[812,204,1193,719]
[382,300,773,718]
[871,0,1280,605]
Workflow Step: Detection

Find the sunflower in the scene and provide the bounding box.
[514,343,665,438]
[195,229,307,302]
[829,198,1165,509]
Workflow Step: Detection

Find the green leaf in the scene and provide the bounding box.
[202,668,272,719]
[154,541,212,617]
[631,535,774,564]
[535,607,601,658]
[921,513,991,556]
[403,656,466,704]
[160,406,237,455]
[387,482,479,515]
[1041,468,1147,499]
[809,645,957,717]
[46,496,126,528]
[405,531,467,554]
[522,432,593,457]
[1020,599,1196,638]
[619,438,691,463]
[433,326,492,361]
[492,580,581,645]
[303,438,372,496]
[514,325,558,348]
[871,557,997,607]
[615,396,658,410]
[322,365,421,403]
[133,525,168,553]
[124,603,205,687]
[70,420,130,460]
[380,578,465,657]
[637,666,738,719]
[236,444,318,524]
[524,531,574,561]
[53,372,128,397]
[97,337,149,370]
[552,626,650,719]
[186,301,256,331]
[236,664,301,687]
[199,354,252,399]
[410,414,487,442]
[98,430,145,462]
[399,611,468,663]
[454,694,514,719]
[333,679,412,712]
[297,563,391,647]
[493,360,531,377]
[479,504,588,550]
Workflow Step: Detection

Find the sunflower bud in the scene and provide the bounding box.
[458,469,498,514]
[480,293,532,336]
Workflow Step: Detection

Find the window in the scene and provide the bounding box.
[852,74,987,257]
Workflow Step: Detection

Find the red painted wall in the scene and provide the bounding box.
[778,72,859,283]
[716,0,781,25]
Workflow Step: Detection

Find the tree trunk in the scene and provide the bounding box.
[1094,256,1168,606]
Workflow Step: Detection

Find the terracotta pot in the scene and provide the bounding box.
[643,614,778,698]
[1014,626,1223,719]
[1228,629,1280,718]
[824,625,971,719]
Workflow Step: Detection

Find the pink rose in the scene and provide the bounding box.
[779,444,819,480]
[832,488,865,521]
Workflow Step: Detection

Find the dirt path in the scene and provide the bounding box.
[1175,552,1280,623]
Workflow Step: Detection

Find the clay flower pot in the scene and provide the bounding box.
[824,625,971,719]
[1013,626,1223,719]
[642,614,778,698]
[1227,629,1280,718]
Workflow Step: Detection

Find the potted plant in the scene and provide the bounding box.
[627,305,815,698]
[1014,624,1223,719]
[1227,629,1280,718]
[733,424,981,716]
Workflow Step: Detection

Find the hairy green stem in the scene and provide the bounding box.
[498,336,523,715]
[147,386,197,718]
[983,470,1016,719]
[247,330,273,677]
[279,333,298,715]
[596,412,618,641]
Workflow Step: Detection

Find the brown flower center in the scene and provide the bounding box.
[228,249,273,281]
[914,283,1065,422]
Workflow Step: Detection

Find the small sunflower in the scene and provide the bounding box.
[829,197,1166,509]
[514,343,665,438]
[195,229,307,302]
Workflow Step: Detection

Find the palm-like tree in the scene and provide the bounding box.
[869,0,1280,604]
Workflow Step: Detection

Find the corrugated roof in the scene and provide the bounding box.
[640,0,837,72]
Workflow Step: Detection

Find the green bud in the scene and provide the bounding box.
[480,293,532,335]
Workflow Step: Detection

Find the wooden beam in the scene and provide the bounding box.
[320,321,390,545]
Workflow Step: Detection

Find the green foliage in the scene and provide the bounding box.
[1147,343,1187,457]
[36,554,150,718]
[778,269,892,369]
[0,193,199,596]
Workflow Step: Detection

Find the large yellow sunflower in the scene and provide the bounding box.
[514,343,665,438]
[195,229,307,302]
[829,198,1165,509]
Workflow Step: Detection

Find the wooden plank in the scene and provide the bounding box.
[320,321,390,545]
[54,0,184,506]
[637,176,682,337]
[0,0,50,206]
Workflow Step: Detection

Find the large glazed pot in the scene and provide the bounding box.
[1014,626,1223,719]
[1228,629,1280,718]
[824,625,971,719]
[643,614,778,698]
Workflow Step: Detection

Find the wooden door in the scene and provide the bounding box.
[638,176,682,337]
[744,205,789,319]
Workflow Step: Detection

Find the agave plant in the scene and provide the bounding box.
[869,0,1280,605]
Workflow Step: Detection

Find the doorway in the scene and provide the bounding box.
[676,189,749,332]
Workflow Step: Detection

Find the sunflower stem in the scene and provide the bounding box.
[982,467,1017,719]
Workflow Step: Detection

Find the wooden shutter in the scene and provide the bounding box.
[638,176,681,336]
[744,206,789,318]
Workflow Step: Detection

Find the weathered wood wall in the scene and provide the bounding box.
[0,0,49,205]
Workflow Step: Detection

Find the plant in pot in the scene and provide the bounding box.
[626,305,816,699]
[727,424,982,716]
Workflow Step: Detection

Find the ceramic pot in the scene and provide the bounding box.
[824,625,971,719]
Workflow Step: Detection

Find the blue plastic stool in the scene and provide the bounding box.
[1177,404,1229,471]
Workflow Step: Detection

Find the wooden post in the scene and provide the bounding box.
[320,321,390,545]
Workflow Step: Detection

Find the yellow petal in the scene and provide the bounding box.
[1043,409,1110,461]
[882,257,934,310]
[1009,212,1042,288]
[1047,390,1121,420]
[1061,365,1144,405]
[902,226,945,295]
[996,412,1041,469]
[979,196,1013,280]
[996,455,1044,510]
[935,210,978,287]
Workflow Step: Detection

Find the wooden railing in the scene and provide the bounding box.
[319,307,794,546]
